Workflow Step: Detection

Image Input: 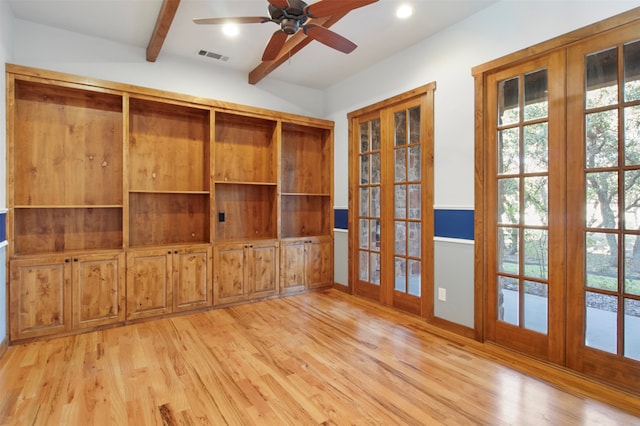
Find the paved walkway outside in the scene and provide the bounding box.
[502,289,639,360]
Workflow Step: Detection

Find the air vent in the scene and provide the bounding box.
[198,49,229,62]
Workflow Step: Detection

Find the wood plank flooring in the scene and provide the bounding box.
[0,289,638,425]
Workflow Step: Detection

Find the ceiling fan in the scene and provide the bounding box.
[194,0,379,61]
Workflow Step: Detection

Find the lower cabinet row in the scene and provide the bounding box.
[8,237,332,342]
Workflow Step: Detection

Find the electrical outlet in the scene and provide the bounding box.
[438,287,447,302]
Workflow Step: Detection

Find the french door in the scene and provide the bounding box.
[349,86,434,316]
[485,51,566,363]
[482,19,640,391]
[565,25,640,391]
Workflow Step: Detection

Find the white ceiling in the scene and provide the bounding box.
[7,0,497,89]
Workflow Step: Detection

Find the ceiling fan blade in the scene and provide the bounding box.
[268,0,290,8]
[304,0,378,18]
[262,30,289,61]
[304,24,357,54]
[193,17,270,25]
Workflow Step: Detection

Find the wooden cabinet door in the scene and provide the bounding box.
[173,245,212,312]
[214,243,247,305]
[280,237,333,294]
[307,237,333,289]
[73,252,125,329]
[126,248,172,320]
[250,241,279,297]
[9,256,71,340]
[280,240,307,294]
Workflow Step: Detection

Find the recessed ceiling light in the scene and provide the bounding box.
[396,4,414,19]
[222,23,239,37]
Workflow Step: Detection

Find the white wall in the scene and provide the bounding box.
[1,2,11,209]
[1,0,14,346]
[11,19,325,117]
[326,0,640,326]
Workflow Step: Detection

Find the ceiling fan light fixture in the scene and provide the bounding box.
[396,4,414,19]
[281,18,300,35]
[222,23,239,37]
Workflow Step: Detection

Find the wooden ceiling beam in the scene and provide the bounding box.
[146,0,181,62]
[248,13,348,85]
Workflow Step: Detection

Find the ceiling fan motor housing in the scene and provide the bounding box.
[268,0,308,34]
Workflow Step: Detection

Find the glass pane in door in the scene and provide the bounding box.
[586,47,618,108]
[524,280,548,333]
[408,259,421,297]
[624,40,640,102]
[585,291,617,353]
[624,105,640,164]
[625,298,640,360]
[498,276,519,326]
[395,257,406,292]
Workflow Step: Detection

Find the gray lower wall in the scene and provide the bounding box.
[434,237,475,328]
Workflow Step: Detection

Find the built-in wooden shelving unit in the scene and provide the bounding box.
[5,64,334,342]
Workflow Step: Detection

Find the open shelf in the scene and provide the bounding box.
[13,80,123,206]
[214,183,277,242]
[281,122,331,195]
[129,98,210,193]
[13,207,123,254]
[281,194,332,238]
[129,192,210,247]
[214,112,277,184]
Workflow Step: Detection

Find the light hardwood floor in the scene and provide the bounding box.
[0,289,638,425]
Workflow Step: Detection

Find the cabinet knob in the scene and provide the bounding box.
[168,251,172,254]
[65,258,70,263]
[73,258,78,262]
[174,250,178,254]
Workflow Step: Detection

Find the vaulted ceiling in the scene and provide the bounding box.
[8,0,497,89]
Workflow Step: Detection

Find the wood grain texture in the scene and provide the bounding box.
[13,81,123,207]
[13,207,123,254]
[73,252,126,329]
[173,246,212,312]
[128,193,210,246]
[146,0,181,62]
[281,124,331,195]
[1,289,638,425]
[6,64,334,129]
[129,98,210,193]
[9,256,71,340]
[125,248,173,320]
[280,239,307,294]
[281,196,332,238]
[214,241,279,305]
[214,112,277,184]
[213,185,277,242]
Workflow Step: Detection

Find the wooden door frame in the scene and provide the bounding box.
[481,51,566,364]
[474,7,640,394]
[473,7,640,343]
[564,20,640,392]
[347,83,436,318]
